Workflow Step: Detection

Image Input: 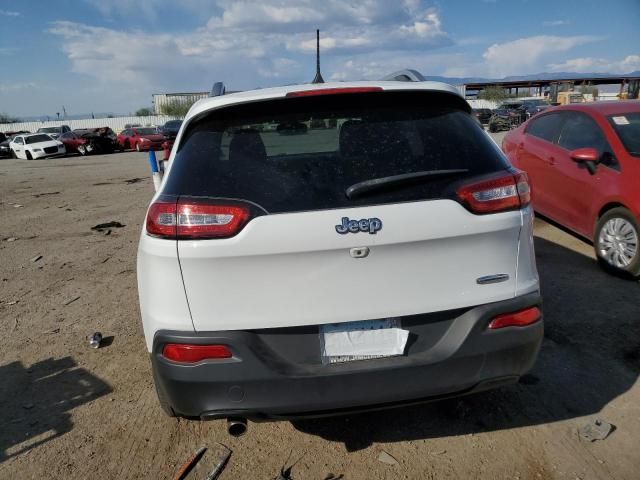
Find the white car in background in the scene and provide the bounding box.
[9,133,66,159]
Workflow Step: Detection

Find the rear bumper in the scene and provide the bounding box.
[151,292,542,419]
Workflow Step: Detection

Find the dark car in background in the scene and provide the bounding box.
[36,125,71,139]
[488,102,529,132]
[0,133,10,158]
[472,108,492,125]
[520,100,550,118]
[160,120,182,140]
[60,128,117,155]
[159,120,182,152]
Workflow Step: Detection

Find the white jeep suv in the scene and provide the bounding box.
[137,81,542,432]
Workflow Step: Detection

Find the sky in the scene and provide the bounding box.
[1,0,639,117]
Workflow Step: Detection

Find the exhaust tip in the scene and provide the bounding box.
[227,417,247,437]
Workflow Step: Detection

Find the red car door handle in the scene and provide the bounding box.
[547,156,555,165]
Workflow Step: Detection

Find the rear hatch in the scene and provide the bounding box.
[162,89,523,331]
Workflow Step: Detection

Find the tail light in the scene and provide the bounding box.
[162,344,232,363]
[456,169,530,214]
[488,306,541,329]
[146,198,251,239]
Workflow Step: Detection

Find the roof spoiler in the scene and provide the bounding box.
[210,82,226,97]
[381,69,426,82]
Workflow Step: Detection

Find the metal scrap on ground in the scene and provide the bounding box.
[377,450,399,466]
[579,419,614,442]
[203,443,232,480]
[173,447,207,480]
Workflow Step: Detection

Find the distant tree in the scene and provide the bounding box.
[477,86,508,102]
[136,107,152,116]
[0,112,19,123]
[159,100,197,118]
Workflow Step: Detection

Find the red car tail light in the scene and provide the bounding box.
[162,344,232,363]
[488,306,541,329]
[146,198,251,240]
[456,170,530,214]
[286,87,383,97]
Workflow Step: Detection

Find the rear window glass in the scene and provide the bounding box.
[164,91,508,213]
[608,112,640,157]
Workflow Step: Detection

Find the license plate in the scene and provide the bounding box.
[320,319,409,364]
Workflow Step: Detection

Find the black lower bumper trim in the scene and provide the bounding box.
[151,292,542,419]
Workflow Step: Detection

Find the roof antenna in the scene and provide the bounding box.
[312,29,324,84]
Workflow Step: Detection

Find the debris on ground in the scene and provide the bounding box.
[204,443,232,480]
[30,255,43,263]
[13,204,24,208]
[125,177,145,184]
[32,191,60,198]
[91,221,125,232]
[4,300,19,305]
[579,419,614,442]
[430,450,447,455]
[88,332,103,349]
[22,403,34,410]
[173,446,207,480]
[273,453,304,480]
[377,450,399,466]
[5,237,17,242]
[63,296,81,306]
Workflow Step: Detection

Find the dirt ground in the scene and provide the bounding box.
[1,143,639,479]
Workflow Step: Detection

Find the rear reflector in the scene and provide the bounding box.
[162,344,232,363]
[488,306,541,329]
[456,169,530,214]
[146,199,251,239]
[286,87,383,97]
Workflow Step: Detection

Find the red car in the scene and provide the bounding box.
[117,127,164,152]
[503,101,640,277]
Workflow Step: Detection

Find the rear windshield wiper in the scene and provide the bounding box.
[345,169,470,199]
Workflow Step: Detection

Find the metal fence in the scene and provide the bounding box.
[0,115,177,134]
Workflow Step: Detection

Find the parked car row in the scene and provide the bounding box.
[0,120,182,159]
[473,100,551,132]
[502,100,640,277]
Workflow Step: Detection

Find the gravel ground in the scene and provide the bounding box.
[1,143,639,479]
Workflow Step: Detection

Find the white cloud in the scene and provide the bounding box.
[548,55,640,73]
[0,82,37,93]
[49,1,452,92]
[0,9,20,16]
[543,19,569,26]
[482,35,599,77]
